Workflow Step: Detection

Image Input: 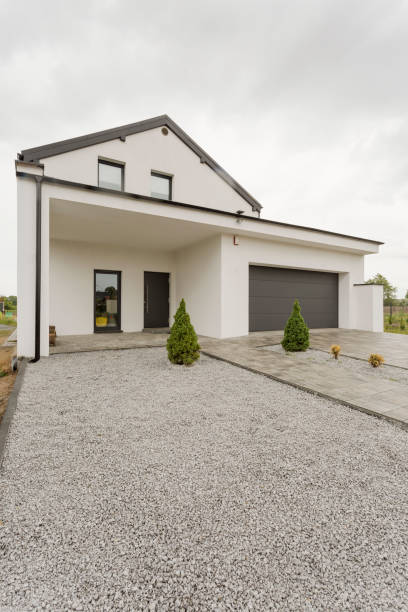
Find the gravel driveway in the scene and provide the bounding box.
[1,348,408,610]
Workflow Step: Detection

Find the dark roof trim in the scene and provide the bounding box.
[19,114,262,213]
[354,283,384,286]
[16,171,384,246]
[15,159,44,169]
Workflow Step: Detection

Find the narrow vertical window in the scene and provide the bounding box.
[98,159,124,191]
[94,270,121,332]
[151,172,172,200]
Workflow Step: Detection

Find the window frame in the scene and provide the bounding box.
[151,171,172,201]
[98,158,125,191]
[94,269,122,333]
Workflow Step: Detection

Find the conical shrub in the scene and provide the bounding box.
[281,299,310,352]
[167,299,201,365]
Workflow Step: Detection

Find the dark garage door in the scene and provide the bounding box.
[249,266,338,331]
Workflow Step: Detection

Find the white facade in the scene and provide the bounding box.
[16,117,383,358]
[50,240,177,336]
[41,127,259,217]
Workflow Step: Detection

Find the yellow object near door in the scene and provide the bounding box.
[95,316,108,327]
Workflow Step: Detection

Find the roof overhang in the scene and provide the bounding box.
[15,172,382,255]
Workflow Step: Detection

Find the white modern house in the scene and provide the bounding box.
[16,115,383,359]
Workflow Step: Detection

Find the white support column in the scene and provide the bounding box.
[338,272,351,328]
[353,284,384,332]
[17,176,36,357]
[40,186,50,356]
[16,164,49,357]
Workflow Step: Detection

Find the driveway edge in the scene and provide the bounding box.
[0,359,27,469]
[202,351,408,432]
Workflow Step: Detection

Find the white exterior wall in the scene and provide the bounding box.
[41,127,258,217]
[17,176,49,358]
[50,239,177,336]
[175,236,222,337]
[48,235,381,342]
[353,284,384,332]
[16,162,382,356]
[219,233,366,338]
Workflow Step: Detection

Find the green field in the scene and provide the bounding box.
[384,313,408,335]
[0,314,16,327]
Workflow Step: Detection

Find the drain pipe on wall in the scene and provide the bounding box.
[31,176,43,363]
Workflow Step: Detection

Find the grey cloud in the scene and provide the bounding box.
[0,0,407,295]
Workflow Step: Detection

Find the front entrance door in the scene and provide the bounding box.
[94,270,121,332]
[144,272,169,328]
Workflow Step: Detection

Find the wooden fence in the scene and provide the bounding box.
[384,305,408,315]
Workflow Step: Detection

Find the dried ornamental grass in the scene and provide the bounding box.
[368,353,385,368]
[330,344,341,360]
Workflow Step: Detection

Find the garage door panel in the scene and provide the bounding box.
[249,266,338,331]
[251,266,333,283]
[252,281,336,300]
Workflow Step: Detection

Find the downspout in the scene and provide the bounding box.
[30,176,43,363]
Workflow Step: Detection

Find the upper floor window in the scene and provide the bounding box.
[98,159,124,191]
[151,171,172,200]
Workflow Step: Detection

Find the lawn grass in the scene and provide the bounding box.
[0,329,17,423]
[384,315,408,335]
[384,326,408,335]
[0,315,16,327]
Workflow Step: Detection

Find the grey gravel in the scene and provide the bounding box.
[264,343,408,385]
[1,348,408,610]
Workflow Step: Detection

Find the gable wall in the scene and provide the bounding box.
[41,127,258,216]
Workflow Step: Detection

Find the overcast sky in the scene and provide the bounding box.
[1,0,407,296]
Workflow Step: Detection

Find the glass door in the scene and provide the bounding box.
[94,270,121,332]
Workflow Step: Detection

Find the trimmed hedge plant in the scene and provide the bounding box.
[167,298,201,365]
[281,299,310,352]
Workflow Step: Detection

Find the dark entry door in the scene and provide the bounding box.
[144,272,169,328]
[249,266,338,332]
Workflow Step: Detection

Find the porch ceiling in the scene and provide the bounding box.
[50,199,220,250]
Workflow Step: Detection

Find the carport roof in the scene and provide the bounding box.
[16,169,383,247]
[19,114,262,213]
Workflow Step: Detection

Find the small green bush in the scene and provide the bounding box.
[388,314,393,325]
[400,317,406,330]
[281,299,310,352]
[167,298,200,365]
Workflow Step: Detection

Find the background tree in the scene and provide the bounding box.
[105,286,117,299]
[0,296,17,312]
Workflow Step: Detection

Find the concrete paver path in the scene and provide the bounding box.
[202,329,408,428]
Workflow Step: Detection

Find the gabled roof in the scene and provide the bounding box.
[19,114,262,213]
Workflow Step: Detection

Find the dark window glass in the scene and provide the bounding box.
[94,270,121,331]
[98,160,124,191]
[151,172,172,200]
